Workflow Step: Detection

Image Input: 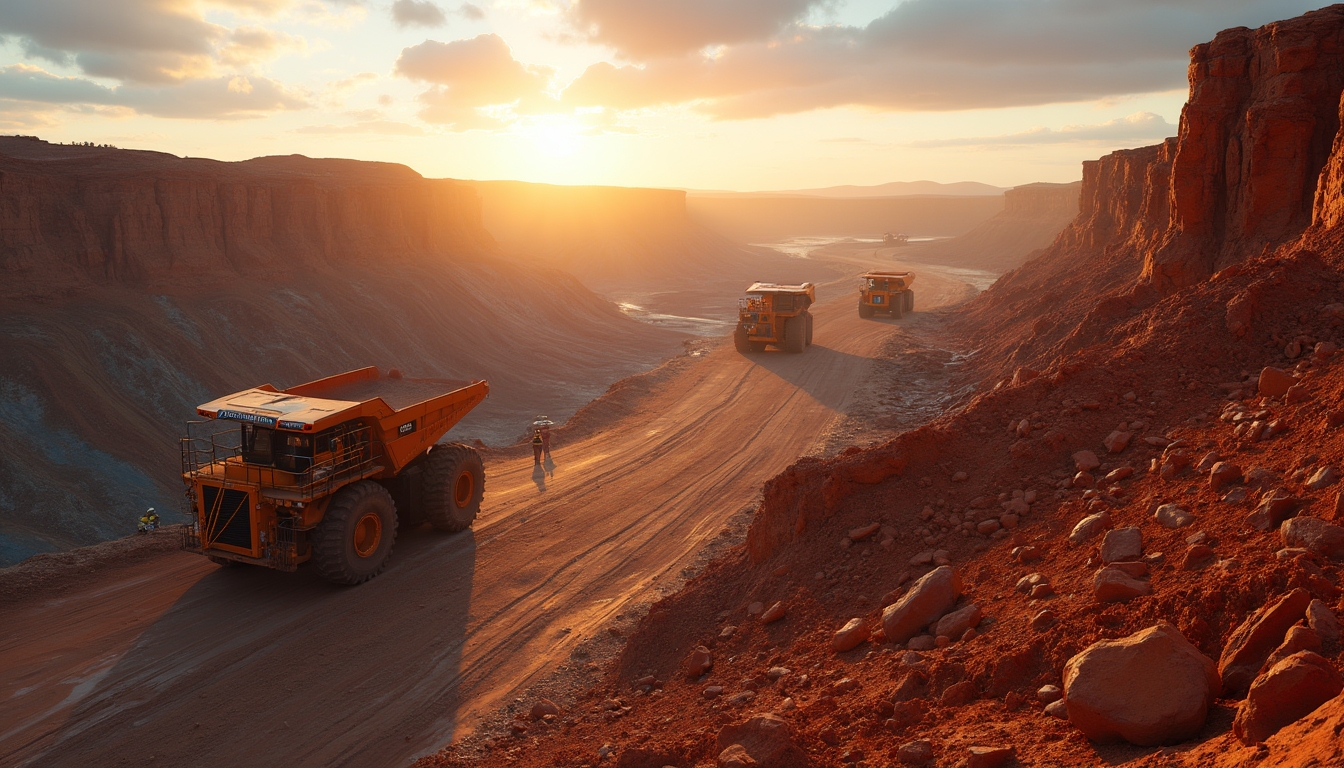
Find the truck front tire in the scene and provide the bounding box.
[425,443,484,533]
[313,480,397,585]
[784,314,806,353]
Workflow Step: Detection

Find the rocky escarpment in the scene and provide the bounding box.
[956,5,1344,382]
[0,139,685,564]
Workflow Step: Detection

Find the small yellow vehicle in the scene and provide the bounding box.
[734,282,815,354]
[181,366,488,584]
[858,270,915,318]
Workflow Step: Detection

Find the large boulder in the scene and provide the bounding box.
[715,713,809,767]
[882,566,962,643]
[1064,623,1220,746]
[1280,517,1344,559]
[1233,651,1344,745]
[1219,589,1312,697]
[1092,566,1151,603]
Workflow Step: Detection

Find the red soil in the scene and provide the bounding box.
[416,6,1344,767]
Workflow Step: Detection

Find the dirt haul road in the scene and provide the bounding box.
[0,265,972,768]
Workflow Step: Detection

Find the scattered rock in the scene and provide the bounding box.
[1074,450,1101,472]
[1306,466,1340,491]
[934,603,982,640]
[530,699,560,719]
[976,519,1001,535]
[1195,451,1222,474]
[1037,684,1062,703]
[1233,651,1344,745]
[1103,431,1132,454]
[761,601,787,624]
[1064,623,1220,746]
[1153,504,1194,529]
[1280,517,1344,559]
[1258,367,1296,397]
[1030,583,1054,599]
[1218,588,1312,697]
[892,671,927,702]
[1100,527,1143,563]
[1307,600,1340,645]
[909,550,934,567]
[849,522,881,542]
[1015,545,1043,563]
[717,744,755,768]
[882,566,962,644]
[1209,462,1243,492]
[1105,466,1134,483]
[1247,490,1301,531]
[687,646,713,679]
[952,471,968,482]
[1069,511,1112,544]
[715,712,807,768]
[1181,544,1216,570]
[1261,625,1322,673]
[896,739,933,765]
[1045,699,1068,719]
[747,601,764,616]
[704,685,724,698]
[1093,566,1151,603]
[833,618,870,652]
[941,680,977,707]
[967,745,1015,768]
[1030,609,1056,631]
[906,635,937,651]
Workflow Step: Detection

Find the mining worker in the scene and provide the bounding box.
[540,424,551,458]
[138,508,160,533]
[532,430,544,465]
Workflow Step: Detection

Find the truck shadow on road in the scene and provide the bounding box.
[744,344,876,410]
[29,527,478,768]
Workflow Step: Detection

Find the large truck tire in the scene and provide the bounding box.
[784,314,807,353]
[733,324,752,354]
[894,294,905,319]
[905,290,915,314]
[313,480,397,585]
[425,443,484,532]
[858,299,874,318]
[804,311,814,346]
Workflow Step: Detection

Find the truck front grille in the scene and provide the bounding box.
[201,486,252,549]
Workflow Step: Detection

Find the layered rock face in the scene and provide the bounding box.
[0,138,493,292]
[1148,6,1344,292]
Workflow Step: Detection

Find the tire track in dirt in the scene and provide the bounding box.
[0,261,976,768]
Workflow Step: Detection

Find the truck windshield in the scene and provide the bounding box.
[240,424,275,465]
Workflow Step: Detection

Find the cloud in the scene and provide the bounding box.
[218,26,309,66]
[391,0,447,28]
[559,0,1322,118]
[908,112,1177,148]
[395,34,555,128]
[459,3,485,21]
[0,64,310,119]
[565,0,821,58]
[294,118,427,135]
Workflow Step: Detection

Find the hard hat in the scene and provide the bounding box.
[146,508,155,514]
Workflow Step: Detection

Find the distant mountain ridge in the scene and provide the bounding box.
[687,180,1009,199]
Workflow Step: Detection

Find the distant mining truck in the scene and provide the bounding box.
[734,282,815,353]
[181,366,488,584]
[858,270,915,318]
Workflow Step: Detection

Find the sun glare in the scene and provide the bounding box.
[524,118,583,158]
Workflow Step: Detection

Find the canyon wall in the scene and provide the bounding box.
[904,181,1081,272]
[955,4,1344,379]
[684,194,1004,243]
[0,139,686,564]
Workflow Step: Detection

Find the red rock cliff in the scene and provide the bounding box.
[0,137,493,294]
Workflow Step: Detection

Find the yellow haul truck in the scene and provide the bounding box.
[734,282,815,354]
[858,270,915,318]
[181,366,488,584]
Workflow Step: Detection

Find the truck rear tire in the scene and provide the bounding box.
[858,299,874,318]
[905,290,915,314]
[425,443,484,532]
[734,325,765,353]
[784,314,806,353]
[313,480,397,585]
[804,311,813,346]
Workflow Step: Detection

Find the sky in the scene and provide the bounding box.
[0,0,1325,190]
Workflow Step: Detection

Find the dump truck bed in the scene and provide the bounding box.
[295,376,475,412]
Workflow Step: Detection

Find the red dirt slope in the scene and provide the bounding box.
[416,6,1344,767]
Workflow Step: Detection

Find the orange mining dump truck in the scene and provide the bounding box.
[734,282,815,354]
[858,270,915,318]
[181,366,489,584]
